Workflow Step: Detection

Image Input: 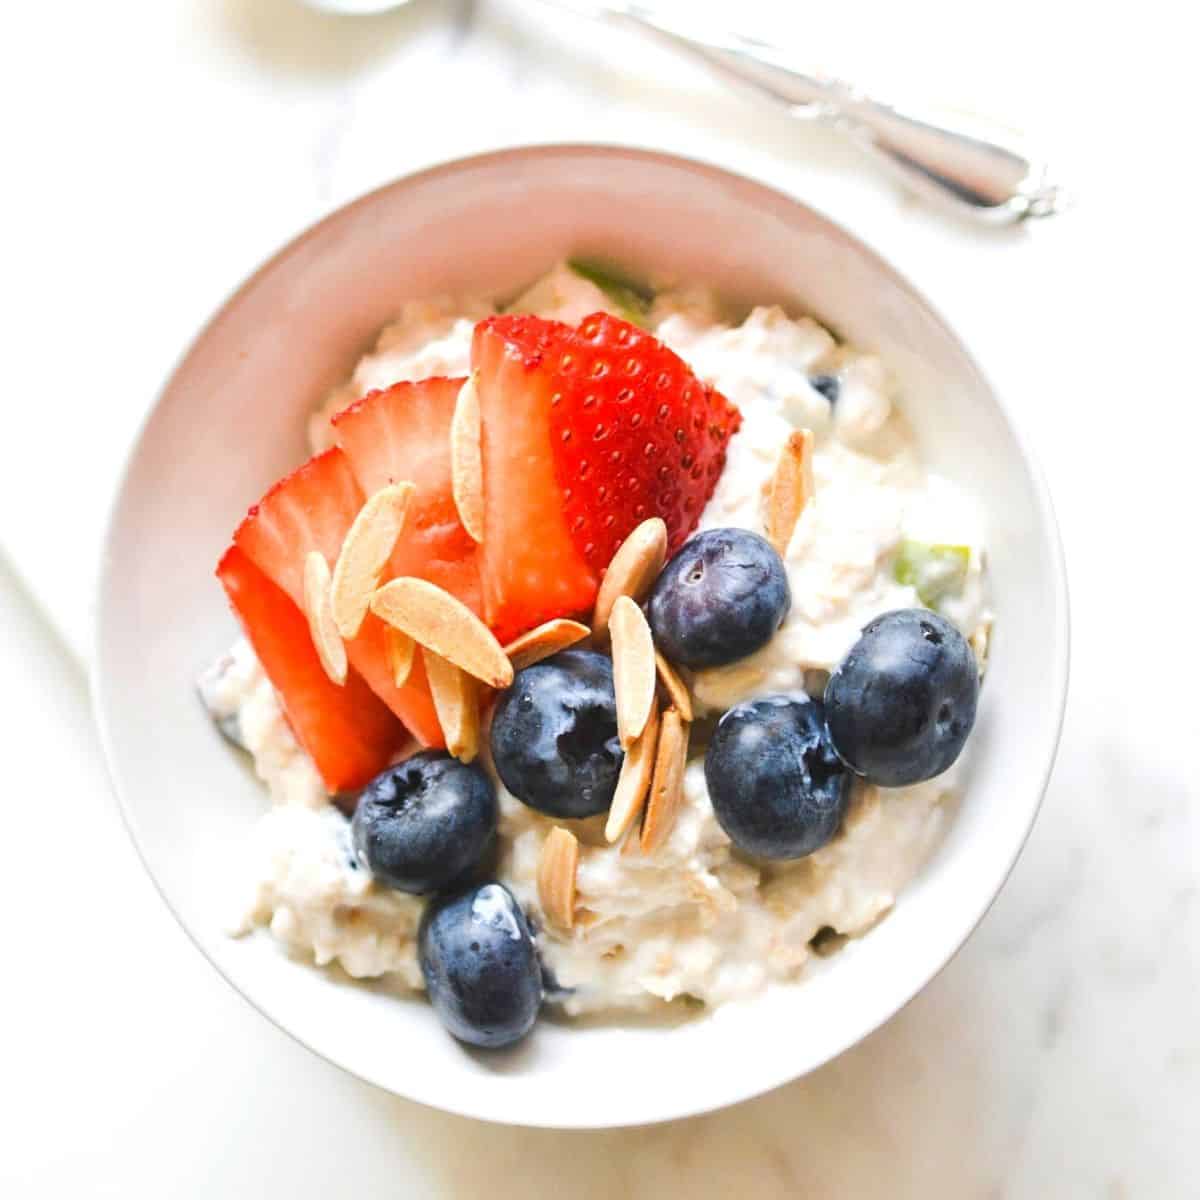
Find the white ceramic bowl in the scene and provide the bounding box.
[94,145,1068,1128]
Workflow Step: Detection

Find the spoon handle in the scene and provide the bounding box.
[596,3,1068,222]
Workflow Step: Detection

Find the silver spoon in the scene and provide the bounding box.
[306,0,1067,223]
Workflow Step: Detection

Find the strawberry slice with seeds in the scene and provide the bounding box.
[216,545,404,792]
[550,311,741,565]
[232,447,444,747]
[470,313,740,639]
[471,317,600,640]
[233,447,363,604]
[332,378,483,618]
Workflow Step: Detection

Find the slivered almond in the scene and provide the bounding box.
[591,518,668,643]
[640,707,688,853]
[606,694,660,843]
[370,577,513,689]
[654,651,693,722]
[302,552,347,686]
[331,482,414,639]
[423,648,480,762]
[610,595,656,750]
[764,428,815,555]
[537,827,579,931]
[384,627,415,688]
[450,374,485,543]
[503,618,590,670]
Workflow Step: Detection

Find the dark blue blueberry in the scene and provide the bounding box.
[490,649,623,818]
[809,373,841,404]
[418,882,543,1049]
[705,694,851,859]
[351,751,497,894]
[824,609,979,787]
[647,528,791,669]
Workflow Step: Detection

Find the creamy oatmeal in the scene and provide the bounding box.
[210,262,990,1019]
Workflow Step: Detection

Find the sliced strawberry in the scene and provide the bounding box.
[332,378,483,617]
[471,317,600,640]
[470,313,741,638]
[216,546,404,792]
[549,312,741,566]
[348,613,444,748]
[232,447,445,747]
[232,447,363,605]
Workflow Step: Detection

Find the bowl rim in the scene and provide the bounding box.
[91,142,1070,1127]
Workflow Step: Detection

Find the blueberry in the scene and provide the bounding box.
[647,528,790,669]
[490,649,623,818]
[824,609,979,787]
[705,694,851,859]
[351,751,497,894]
[418,882,543,1048]
[809,373,841,404]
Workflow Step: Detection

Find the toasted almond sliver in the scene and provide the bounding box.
[610,595,657,750]
[606,694,660,843]
[370,577,513,689]
[654,651,693,723]
[503,618,590,671]
[450,375,485,544]
[537,826,579,931]
[764,428,815,555]
[423,648,480,763]
[330,482,414,639]
[302,551,348,686]
[591,518,668,643]
[640,707,688,853]
[384,627,415,688]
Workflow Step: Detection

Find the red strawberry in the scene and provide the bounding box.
[232,447,445,747]
[470,317,599,640]
[471,312,740,638]
[233,447,361,602]
[216,546,404,792]
[347,615,444,748]
[332,378,482,615]
[552,312,741,563]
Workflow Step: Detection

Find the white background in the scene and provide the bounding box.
[1,1,1197,1196]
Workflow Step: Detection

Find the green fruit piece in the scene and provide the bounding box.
[894,540,971,608]
[566,259,653,327]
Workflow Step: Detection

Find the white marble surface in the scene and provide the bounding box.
[2,0,1197,1195]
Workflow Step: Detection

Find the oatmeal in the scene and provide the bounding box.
[210,261,990,1027]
